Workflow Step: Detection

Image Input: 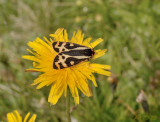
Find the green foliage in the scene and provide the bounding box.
[0,0,160,121]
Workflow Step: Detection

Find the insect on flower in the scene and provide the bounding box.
[52,41,95,69]
[23,28,111,105]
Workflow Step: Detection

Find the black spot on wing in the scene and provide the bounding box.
[58,63,65,69]
[64,42,84,49]
[63,49,93,56]
[62,56,65,59]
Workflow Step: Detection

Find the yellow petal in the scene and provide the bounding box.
[90,38,103,48]
[22,55,40,62]
[43,36,52,46]
[25,68,41,72]
[72,69,92,97]
[36,80,50,89]
[82,37,92,46]
[26,49,38,56]
[67,70,79,97]
[14,110,22,122]
[50,28,64,38]
[93,49,107,59]
[7,113,16,122]
[24,112,30,122]
[7,110,36,122]
[64,29,69,42]
[48,70,67,104]
[74,96,79,104]
[92,68,111,76]
[71,30,83,43]
[48,84,65,104]
[90,63,111,70]
[28,114,37,122]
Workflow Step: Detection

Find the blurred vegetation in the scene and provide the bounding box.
[0,0,160,121]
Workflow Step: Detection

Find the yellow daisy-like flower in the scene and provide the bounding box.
[7,110,36,122]
[23,28,111,104]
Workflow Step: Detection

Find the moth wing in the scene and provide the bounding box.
[53,53,88,69]
[53,55,60,69]
[53,54,67,69]
[52,41,86,53]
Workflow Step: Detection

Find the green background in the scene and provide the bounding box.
[0,0,160,121]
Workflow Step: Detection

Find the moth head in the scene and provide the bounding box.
[88,43,94,57]
[92,50,95,56]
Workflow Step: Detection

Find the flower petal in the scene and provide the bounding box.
[7,110,36,122]
[24,112,30,122]
[72,69,92,97]
[28,114,37,122]
[14,110,22,122]
[64,29,69,42]
[92,68,111,76]
[90,38,103,48]
[22,55,40,62]
[7,113,17,122]
[82,37,92,47]
[48,84,65,104]
[50,28,64,39]
[93,49,107,59]
[90,63,111,70]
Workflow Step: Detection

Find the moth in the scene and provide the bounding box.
[52,41,95,69]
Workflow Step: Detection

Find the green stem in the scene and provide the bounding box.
[66,89,71,122]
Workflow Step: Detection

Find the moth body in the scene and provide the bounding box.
[52,41,94,69]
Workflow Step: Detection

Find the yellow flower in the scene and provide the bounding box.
[7,110,36,122]
[23,28,111,104]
